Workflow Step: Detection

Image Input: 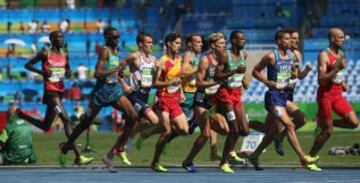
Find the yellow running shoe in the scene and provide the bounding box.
[151,163,168,172]
[304,155,320,164]
[220,163,234,173]
[305,163,322,171]
[79,155,94,165]
[229,151,245,165]
[118,152,132,166]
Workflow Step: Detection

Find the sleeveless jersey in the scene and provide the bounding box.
[223,50,245,88]
[204,54,220,95]
[43,49,67,92]
[182,52,200,93]
[267,49,293,90]
[157,54,182,97]
[129,54,156,90]
[317,48,346,97]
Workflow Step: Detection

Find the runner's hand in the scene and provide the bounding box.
[305,63,312,71]
[235,65,246,74]
[123,84,133,94]
[42,70,52,78]
[265,80,277,89]
[170,79,181,86]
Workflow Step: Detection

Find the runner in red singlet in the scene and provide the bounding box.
[308,27,359,170]
[15,31,93,166]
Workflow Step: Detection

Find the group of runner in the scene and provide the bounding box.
[13,26,359,173]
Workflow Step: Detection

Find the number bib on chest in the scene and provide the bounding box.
[205,84,220,95]
[228,74,244,88]
[48,68,65,82]
[332,70,344,84]
[141,68,153,87]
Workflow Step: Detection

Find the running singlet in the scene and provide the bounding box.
[129,54,156,90]
[157,54,182,97]
[204,54,220,95]
[43,49,67,92]
[267,50,293,90]
[224,50,245,88]
[103,46,119,84]
[317,48,345,97]
[182,52,200,93]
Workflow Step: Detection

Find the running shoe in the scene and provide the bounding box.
[151,163,168,172]
[219,163,234,173]
[102,155,117,173]
[304,155,320,164]
[58,143,67,167]
[229,151,245,165]
[304,163,322,171]
[247,156,263,171]
[79,155,94,165]
[118,151,132,166]
[182,162,198,173]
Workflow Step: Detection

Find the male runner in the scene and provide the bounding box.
[214,30,249,173]
[59,27,139,173]
[119,32,159,154]
[182,32,229,173]
[180,33,203,132]
[15,31,93,166]
[308,27,359,170]
[249,30,319,171]
[151,32,189,172]
[273,28,313,156]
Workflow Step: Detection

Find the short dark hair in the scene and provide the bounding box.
[49,31,61,41]
[136,32,152,47]
[284,28,299,34]
[165,32,181,48]
[230,30,243,42]
[186,33,201,45]
[103,27,118,37]
[274,30,289,41]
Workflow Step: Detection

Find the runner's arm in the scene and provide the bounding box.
[153,61,172,87]
[181,51,197,77]
[196,57,217,89]
[317,51,340,86]
[94,48,121,78]
[252,52,276,88]
[25,51,48,76]
[214,51,237,81]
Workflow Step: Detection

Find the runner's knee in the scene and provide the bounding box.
[291,109,306,128]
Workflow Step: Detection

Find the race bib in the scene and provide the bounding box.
[48,68,65,82]
[332,70,344,84]
[141,74,153,87]
[140,67,153,88]
[205,84,220,95]
[167,84,180,93]
[228,74,244,88]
